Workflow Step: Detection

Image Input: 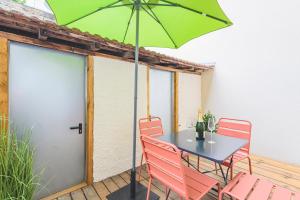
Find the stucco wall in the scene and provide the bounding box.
[178,73,201,131]
[93,56,147,181]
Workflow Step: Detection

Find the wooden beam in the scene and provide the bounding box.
[0,37,8,118]
[151,65,201,75]
[0,9,214,72]
[88,42,102,51]
[0,30,204,75]
[122,51,134,59]
[38,28,48,40]
[141,57,160,65]
[86,55,94,185]
[173,72,179,133]
[41,182,87,200]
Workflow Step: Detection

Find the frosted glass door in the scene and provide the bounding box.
[150,69,173,134]
[9,42,86,199]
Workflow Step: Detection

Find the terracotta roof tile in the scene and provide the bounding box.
[0,1,214,74]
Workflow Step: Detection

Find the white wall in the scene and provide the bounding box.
[178,73,202,131]
[148,0,300,165]
[93,57,147,181]
[24,0,52,13]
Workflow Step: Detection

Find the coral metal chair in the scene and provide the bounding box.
[141,135,220,200]
[219,172,300,200]
[215,118,252,179]
[138,117,189,181]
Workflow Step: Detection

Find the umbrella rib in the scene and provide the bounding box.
[141,2,178,48]
[64,0,124,26]
[160,0,231,24]
[140,3,176,7]
[123,6,135,43]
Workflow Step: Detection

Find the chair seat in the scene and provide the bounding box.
[222,150,249,167]
[183,166,219,200]
[220,172,300,200]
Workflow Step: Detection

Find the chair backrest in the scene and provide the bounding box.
[139,117,163,137]
[140,135,188,198]
[217,118,252,153]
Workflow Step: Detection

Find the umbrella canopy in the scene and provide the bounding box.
[47,0,232,198]
[47,0,232,48]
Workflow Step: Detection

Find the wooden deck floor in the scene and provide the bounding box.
[54,155,300,200]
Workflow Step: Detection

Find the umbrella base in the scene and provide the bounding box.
[107,182,159,200]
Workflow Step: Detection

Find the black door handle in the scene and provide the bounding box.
[70,123,82,134]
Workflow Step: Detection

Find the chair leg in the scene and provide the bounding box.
[146,177,152,200]
[165,187,171,200]
[187,155,190,167]
[214,162,218,175]
[218,192,223,200]
[197,156,200,170]
[248,157,253,174]
[217,183,221,197]
[230,165,234,180]
[138,154,143,182]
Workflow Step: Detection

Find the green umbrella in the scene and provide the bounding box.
[47,0,232,199]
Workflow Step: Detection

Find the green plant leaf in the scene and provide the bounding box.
[0,115,40,200]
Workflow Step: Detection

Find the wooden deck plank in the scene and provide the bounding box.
[140,179,166,199]
[132,169,179,200]
[190,156,300,191]
[248,157,300,178]
[55,154,300,200]
[103,178,119,193]
[119,172,131,183]
[70,189,86,200]
[82,186,100,200]
[57,193,71,200]
[111,175,127,188]
[231,158,300,188]
[251,155,300,174]
[121,171,169,200]
[93,181,110,200]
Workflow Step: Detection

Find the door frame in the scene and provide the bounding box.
[0,36,94,199]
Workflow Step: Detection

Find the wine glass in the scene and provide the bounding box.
[207,117,216,144]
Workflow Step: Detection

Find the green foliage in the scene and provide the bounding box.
[202,111,217,132]
[0,117,39,200]
[13,0,26,4]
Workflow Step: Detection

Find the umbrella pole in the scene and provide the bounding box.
[130,0,140,198]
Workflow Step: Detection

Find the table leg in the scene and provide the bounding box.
[226,157,234,181]
[218,164,227,184]
[181,154,200,172]
[218,156,233,185]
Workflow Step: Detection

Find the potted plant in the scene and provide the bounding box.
[0,116,39,200]
[195,111,217,140]
[202,111,217,133]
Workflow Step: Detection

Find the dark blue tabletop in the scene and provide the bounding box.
[156,129,248,163]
